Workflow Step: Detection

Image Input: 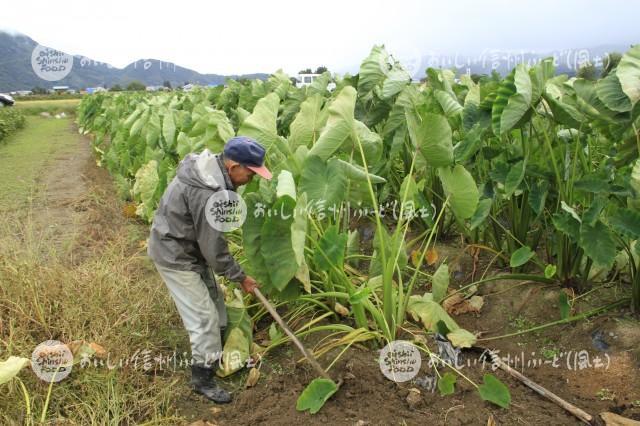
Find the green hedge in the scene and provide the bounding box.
[0,108,26,143]
[15,93,84,101]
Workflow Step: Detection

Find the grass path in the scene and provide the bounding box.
[0,115,185,424]
[0,116,80,212]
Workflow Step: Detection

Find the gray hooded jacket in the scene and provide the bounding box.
[147,149,246,283]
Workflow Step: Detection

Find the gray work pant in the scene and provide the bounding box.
[154,263,227,366]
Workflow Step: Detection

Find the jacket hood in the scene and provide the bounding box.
[176,149,234,191]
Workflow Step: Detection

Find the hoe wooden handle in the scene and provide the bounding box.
[253,288,334,382]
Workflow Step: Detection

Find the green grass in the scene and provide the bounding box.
[13,99,82,116]
[0,117,78,211]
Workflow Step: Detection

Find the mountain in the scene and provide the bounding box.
[0,31,269,91]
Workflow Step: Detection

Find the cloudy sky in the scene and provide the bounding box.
[2,0,639,75]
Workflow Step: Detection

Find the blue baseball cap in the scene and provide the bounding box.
[223,136,272,179]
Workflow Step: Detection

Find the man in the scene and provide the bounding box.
[147,136,272,403]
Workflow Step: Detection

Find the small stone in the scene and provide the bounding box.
[209,407,222,415]
[406,387,422,409]
[344,372,356,380]
[355,421,369,426]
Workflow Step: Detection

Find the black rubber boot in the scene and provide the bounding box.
[191,364,232,404]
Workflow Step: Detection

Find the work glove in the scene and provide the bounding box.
[240,275,259,294]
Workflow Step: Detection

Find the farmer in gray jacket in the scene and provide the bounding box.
[147,136,272,403]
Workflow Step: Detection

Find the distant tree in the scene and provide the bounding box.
[470,73,485,84]
[298,68,313,75]
[289,77,298,85]
[577,61,597,80]
[601,52,622,78]
[315,66,328,74]
[32,86,47,95]
[126,81,146,91]
[163,80,172,89]
[110,84,123,92]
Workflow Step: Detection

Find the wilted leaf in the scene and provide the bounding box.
[245,367,260,388]
[446,328,477,348]
[600,411,640,426]
[68,340,96,363]
[218,293,252,377]
[426,248,439,266]
[407,295,459,332]
[0,356,30,385]
[88,343,106,358]
[444,294,484,315]
[295,260,312,293]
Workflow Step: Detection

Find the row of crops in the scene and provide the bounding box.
[76,44,640,409]
[0,108,25,143]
